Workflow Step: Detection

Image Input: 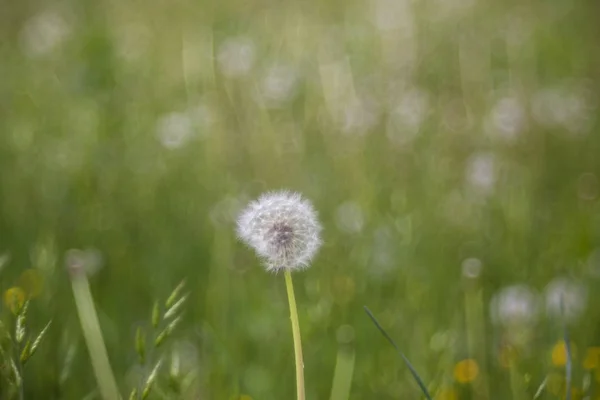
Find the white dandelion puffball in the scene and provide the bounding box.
[236,191,322,272]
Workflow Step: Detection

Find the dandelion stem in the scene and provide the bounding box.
[71,273,121,400]
[284,270,305,400]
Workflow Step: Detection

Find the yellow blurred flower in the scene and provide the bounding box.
[551,340,577,367]
[18,268,44,298]
[583,347,600,370]
[453,358,479,383]
[435,387,458,400]
[4,287,26,315]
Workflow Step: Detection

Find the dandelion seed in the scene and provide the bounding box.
[236,191,322,272]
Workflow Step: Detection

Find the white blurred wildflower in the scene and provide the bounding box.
[490,284,541,327]
[217,37,256,78]
[20,10,69,58]
[465,152,496,195]
[257,65,299,108]
[545,277,587,323]
[485,96,526,142]
[531,84,595,136]
[156,112,194,149]
[461,258,482,279]
[335,201,365,234]
[65,248,104,277]
[236,191,322,272]
[386,88,429,146]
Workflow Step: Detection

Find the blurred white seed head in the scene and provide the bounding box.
[545,277,587,323]
[65,248,104,277]
[531,84,595,136]
[335,201,365,234]
[156,112,194,149]
[465,152,496,195]
[20,10,70,58]
[257,64,299,108]
[217,36,256,78]
[485,96,526,142]
[461,257,482,279]
[490,284,541,327]
[386,88,429,146]
[236,191,322,272]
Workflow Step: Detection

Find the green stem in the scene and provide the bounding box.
[71,273,121,400]
[284,270,305,400]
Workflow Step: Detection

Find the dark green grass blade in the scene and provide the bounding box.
[364,306,432,400]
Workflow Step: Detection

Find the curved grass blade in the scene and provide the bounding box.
[533,375,548,400]
[364,306,432,400]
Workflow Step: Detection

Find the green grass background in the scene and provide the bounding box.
[1,0,600,398]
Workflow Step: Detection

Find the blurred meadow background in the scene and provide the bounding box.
[1,0,600,398]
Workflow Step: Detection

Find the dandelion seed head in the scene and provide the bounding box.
[545,277,587,323]
[490,284,541,327]
[217,36,256,78]
[20,10,69,58]
[236,191,322,272]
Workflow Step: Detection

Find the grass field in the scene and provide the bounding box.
[1,0,600,398]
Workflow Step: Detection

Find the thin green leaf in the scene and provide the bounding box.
[29,320,52,359]
[533,375,548,400]
[364,306,432,400]
[142,359,163,400]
